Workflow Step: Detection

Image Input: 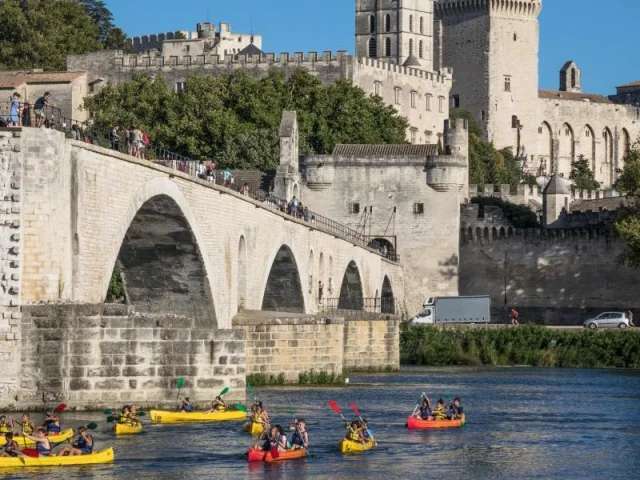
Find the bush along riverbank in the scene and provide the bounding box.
[247,369,348,387]
[401,325,640,368]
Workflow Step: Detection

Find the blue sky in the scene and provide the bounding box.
[105,0,639,95]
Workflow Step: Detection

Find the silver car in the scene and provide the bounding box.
[583,312,630,329]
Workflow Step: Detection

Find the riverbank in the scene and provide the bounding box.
[400,324,640,368]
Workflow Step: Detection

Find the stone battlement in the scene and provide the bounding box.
[436,0,542,17]
[357,57,452,83]
[469,183,618,208]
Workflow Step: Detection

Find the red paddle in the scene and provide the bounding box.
[350,402,376,444]
[328,400,347,421]
[270,446,280,459]
[22,448,39,458]
[53,403,67,414]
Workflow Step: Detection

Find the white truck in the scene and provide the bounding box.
[411,296,492,324]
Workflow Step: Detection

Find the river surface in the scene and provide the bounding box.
[2,367,639,480]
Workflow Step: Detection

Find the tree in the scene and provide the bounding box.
[451,108,525,190]
[570,155,600,191]
[83,70,409,170]
[613,143,640,267]
[0,0,103,70]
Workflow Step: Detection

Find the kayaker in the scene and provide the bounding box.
[289,418,309,450]
[447,397,464,420]
[179,396,194,412]
[43,411,61,435]
[360,419,374,442]
[207,396,226,412]
[254,425,277,451]
[24,428,52,456]
[413,397,433,420]
[432,399,446,421]
[274,425,288,452]
[345,420,364,444]
[17,413,36,436]
[118,406,132,425]
[254,402,270,427]
[0,416,10,434]
[59,426,93,456]
[0,433,20,457]
[129,405,141,425]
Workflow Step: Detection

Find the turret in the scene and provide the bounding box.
[274,111,301,200]
[197,22,216,39]
[542,173,572,225]
[426,119,468,193]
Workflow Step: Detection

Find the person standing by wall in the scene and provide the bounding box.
[8,93,22,127]
[627,310,635,327]
[510,308,519,325]
[34,92,53,128]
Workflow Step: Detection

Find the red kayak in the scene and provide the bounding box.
[247,447,307,463]
[407,414,466,430]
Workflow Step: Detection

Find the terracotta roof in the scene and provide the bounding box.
[0,71,85,89]
[571,196,628,212]
[539,89,612,104]
[617,80,640,89]
[332,144,438,157]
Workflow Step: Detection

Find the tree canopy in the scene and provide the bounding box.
[613,143,640,268]
[82,70,409,171]
[570,155,600,191]
[450,109,530,189]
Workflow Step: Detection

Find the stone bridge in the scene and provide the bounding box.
[0,128,403,409]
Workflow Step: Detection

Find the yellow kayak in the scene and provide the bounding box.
[338,438,376,453]
[242,421,264,435]
[0,447,115,468]
[112,422,142,435]
[149,409,246,424]
[0,429,74,447]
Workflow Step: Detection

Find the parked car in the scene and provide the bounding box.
[583,312,629,329]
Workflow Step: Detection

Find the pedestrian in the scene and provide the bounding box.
[34,92,53,128]
[510,308,519,326]
[206,161,216,183]
[318,281,324,303]
[303,206,311,222]
[8,93,21,127]
[197,160,206,180]
[222,167,232,187]
[290,196,299,217]
[21,101,31,127]
[110,125,121,150]
[241,182,249,196]
[627,310,635,327]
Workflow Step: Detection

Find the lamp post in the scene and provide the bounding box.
[503,251,509,325]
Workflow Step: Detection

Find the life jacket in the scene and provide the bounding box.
[419,406,432,419]
[346,430,360,442]
[22,421,35,435]
[36,440,52,455]
[45,420,61,434]
[214,405,226,412]
[291,430,305,447]
[0,424,10,434]
[433,406,446,420]
[74,435,93,454]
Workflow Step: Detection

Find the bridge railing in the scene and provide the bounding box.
[321,297,398,318]
[1,103,399,262]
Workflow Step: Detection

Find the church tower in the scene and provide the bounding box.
[356,0,435,70]
[436,0,542,157]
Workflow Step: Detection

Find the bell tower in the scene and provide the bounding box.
[355,0,435,70]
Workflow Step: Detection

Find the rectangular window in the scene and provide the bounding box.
[411,91,417,108]
[129,57,137,67]
[374,81,382,96]
[481,110,486,121]
[426,94,432,111]
[394,87,402,105]
[504,75,511,92]
[349,202,360,214]
[452,95,460,108]
[175,82,185,94]
[183,56,191,66]
[438,96,445,113]
[413,203,425,215]
[410,128,418,144]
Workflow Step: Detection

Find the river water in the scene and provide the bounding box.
[3,367,639,480]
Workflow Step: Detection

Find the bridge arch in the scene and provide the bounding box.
[103,177,218,328]
[261,244,305,313]
[338,260,364,310]
[381,275,395,314]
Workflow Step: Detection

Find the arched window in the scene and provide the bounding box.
[571,68,576,89]
[420,17,424,34]
[385,14,391,33]
[385,37,392,57]
[418,40,423,59]
[368,37,377,58]
[409,39,413,57]
[409,15,413,32]
[369,15,376,33]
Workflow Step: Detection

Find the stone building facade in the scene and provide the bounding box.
[68,2,453,144]
[435,0,640,189]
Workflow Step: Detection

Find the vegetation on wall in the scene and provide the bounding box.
[570,155,601,191]
[470,196,540,228]
[83,70,409,171]
[401,325,640,368]
[106,267,125,303]
[614,142,640,267]
[450,109,527,190]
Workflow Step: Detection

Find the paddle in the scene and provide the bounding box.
[234,404,248,413]
[287,400,309,456]
[219,387,229,397]
[349,401,376,444]
[22,448,39,458]
[247,383,258,402]
[53,403,67,414]
[176,377,185,407]
[328,400,347,421]
[406,392,429,427]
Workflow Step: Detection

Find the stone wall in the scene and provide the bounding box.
[17,304,245,411]
[234,313,400,381]
[343,318,399,370]
[459,227,640,325]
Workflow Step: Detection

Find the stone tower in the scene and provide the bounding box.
[356,0,435,70]
[542,173,572,225]
[560,61,582,93]
[426,119,469,195]
[436,0,542,157]
[274,111,301,200]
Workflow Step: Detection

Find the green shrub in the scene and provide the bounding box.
[246,373,285,387]
[298,369,347,385]
[471,196,540,228]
